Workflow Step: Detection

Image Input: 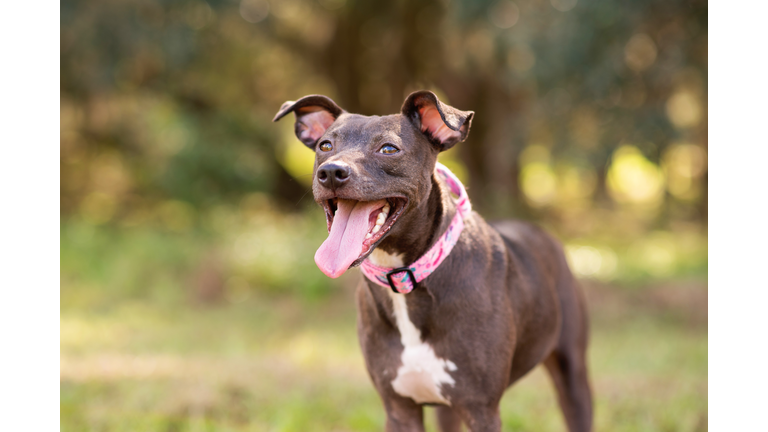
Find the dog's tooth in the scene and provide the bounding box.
[376,213,387,224]
[372,225,381,233]
[365,233,372,239]
[383,203,390,213]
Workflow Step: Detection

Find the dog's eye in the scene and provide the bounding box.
[379,144,399,154]
[319,141,333,152]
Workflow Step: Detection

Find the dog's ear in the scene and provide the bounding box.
[273,95,345,149]
[401,90,474,151]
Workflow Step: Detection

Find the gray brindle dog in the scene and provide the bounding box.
[273,91,593,432]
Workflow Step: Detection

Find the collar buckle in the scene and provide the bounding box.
[386,267,416,294]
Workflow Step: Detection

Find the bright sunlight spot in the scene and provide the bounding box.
[607,145,665,207]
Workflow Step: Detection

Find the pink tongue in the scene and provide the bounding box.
[315,199,386,278]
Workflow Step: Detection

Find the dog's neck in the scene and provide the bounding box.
[371,173,458,267]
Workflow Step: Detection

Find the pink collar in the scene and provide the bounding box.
[360,163,472,294]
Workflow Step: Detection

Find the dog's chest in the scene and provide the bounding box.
[369,250,458,405]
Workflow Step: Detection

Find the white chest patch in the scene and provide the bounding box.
[369,249,458,405]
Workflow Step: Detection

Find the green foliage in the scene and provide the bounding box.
[61,0,708,235]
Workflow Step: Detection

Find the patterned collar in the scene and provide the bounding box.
[360,163,472,294]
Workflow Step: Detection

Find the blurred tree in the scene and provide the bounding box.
[60,0,707,233]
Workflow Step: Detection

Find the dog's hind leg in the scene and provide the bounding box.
[544,349,592,432]
[544,280,593,432]
[435,406,463,432]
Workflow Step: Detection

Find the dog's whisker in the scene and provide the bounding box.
[296,186,314,206]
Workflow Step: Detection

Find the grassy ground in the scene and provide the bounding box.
[61,221,707,431]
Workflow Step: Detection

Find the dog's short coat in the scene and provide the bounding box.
[274,91,593,432]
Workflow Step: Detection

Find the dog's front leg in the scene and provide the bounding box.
[454,403,502,432]
[383,396,425,432]
[435,406,462,432]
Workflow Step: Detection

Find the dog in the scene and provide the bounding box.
[273,91,593,432]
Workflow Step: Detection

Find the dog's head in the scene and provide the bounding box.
[273,91,473,278]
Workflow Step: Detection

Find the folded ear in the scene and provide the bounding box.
[401,90,474,151]
[273,95,345,149]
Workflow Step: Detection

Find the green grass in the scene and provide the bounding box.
[61,219,707,431]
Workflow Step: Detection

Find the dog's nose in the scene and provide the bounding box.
[317,162,351,190]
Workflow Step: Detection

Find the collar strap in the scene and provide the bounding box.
[361,163,472,294]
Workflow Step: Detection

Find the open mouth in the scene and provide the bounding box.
[314,197,407,278]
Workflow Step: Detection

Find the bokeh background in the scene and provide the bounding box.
[60,0,707,430]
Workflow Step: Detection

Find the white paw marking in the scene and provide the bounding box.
[369,249,458,405]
